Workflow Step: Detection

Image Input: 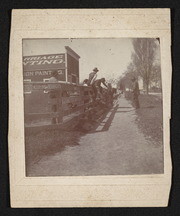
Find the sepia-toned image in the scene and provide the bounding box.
[8,9,172,207]
[23,38,163,177]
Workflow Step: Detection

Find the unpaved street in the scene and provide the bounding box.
[27,96,163,176]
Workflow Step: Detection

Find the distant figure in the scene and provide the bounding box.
[83,79,89,86]
[131,77,140,109]
[88,67,99,85]
[49,71,59,82]
[92,78,108,99]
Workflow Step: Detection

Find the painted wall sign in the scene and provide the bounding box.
[24,83,62,92]
[23,54,65,71]
[24,69,66,81]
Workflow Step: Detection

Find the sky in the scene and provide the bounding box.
[23,38,134,84]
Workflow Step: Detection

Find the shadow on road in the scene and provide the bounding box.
[88,104,119,133]
[26,100,136,173]
[116,110,135,113]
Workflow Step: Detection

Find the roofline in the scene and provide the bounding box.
[65,46,80,59]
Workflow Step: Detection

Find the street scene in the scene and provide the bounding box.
[23,38,163,176]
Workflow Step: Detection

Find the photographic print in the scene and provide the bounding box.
[9,9,171,207]
[23,38,163,176]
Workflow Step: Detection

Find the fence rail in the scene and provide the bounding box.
[24,82,94,127]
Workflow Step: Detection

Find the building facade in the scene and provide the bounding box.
[23,46,80,85]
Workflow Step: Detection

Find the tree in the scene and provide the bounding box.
[150,64,161,89]
[119,62,137,90]
[131,38,158,94]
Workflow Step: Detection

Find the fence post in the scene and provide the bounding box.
[49,87,63,124]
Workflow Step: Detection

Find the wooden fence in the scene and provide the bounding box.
[24,82,94,127]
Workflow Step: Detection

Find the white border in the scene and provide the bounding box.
[8,9,172,207]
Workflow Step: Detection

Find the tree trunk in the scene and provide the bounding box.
[143,78,149,95]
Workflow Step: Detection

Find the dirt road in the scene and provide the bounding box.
[27,96,163,176]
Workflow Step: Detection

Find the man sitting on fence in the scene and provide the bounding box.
[92,78,108,100]
[88,67,99,86]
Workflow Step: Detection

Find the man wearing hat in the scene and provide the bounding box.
[88,67,99,86]
[49,70,59,82]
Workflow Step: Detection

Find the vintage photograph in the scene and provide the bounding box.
[23,38,163,177]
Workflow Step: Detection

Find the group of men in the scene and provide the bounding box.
[49,67,109,101]
[83,67,109,100]
[49,67,140,109]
